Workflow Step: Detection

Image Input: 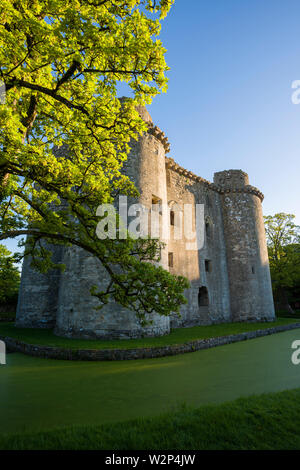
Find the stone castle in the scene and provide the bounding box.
[16,107,275,339]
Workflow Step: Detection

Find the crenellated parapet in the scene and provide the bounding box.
[166,157,212,185]
[16,103,275,338]
[213,169,264,201]
[147,122,171,153]
[135,104,171,153]
[212,184,264,201]
[165,158,264,201]
[135,105,264,201]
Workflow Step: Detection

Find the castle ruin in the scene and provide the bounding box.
[16,107,275,339]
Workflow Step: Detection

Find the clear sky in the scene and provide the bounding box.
[147,0,300,224]
[3,0,300,256]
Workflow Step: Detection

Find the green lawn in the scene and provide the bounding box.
[0,317,299,350]
[275,309,300,319]
[0,312,15,320]
[1,388,300,449]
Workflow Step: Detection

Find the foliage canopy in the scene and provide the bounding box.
[0,0,189,324]
[0,244,20,305]
[264,213,300,311]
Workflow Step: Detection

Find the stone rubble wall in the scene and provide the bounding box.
[15,106,275,338]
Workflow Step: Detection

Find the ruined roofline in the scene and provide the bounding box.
[138,104,264,201]
[165,156,264,201]
[147,121,170,153]
[133,103,171,153]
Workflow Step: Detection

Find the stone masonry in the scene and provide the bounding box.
[16,107,275,339]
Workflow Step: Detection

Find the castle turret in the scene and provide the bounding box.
[15,108,276,338]
[54,107,171,339]
[214,170,275,322]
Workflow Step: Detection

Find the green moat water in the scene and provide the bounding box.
[1,329,300,435]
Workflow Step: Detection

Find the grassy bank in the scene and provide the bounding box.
[276,309,300,319]
[0,311,15,320]
[0,317,299,350]
[1,388,300,450]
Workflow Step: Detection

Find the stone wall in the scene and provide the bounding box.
[214,170,275,321]
[54,125,171,340]
[16,243,64,329]
[15,106,275,338]
[165,162,231,327]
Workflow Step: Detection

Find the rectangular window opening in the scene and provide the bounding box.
[205,260,211,273]
[168,252,174,268]
[170,210,175,226]
[152,195,162,215]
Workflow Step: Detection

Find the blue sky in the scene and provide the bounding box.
[3,0,300,256]
[147,0,300,224]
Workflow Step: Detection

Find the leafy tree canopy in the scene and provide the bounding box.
[0,244,20,305]
[0,0,189,324]
[264,213,300,312]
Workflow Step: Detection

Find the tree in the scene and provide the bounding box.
[0,0,189,325]
[0,244,20,306]
[264,213,300,313]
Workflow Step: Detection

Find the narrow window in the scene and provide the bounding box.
[168,252,173,268]
[252,266,255,274]
[205,222,210,238]
[152,195,162,214]
[170,210,175,226]
[205,260,211,273]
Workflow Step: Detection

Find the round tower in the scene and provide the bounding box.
[214,169,275,322]
[55,107,171,339]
